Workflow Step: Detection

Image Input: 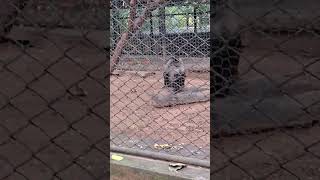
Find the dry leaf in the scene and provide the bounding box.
[154,143,172,149]
[168,163,186,172]
[111,154,124,161]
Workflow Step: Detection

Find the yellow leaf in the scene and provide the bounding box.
[154,143,172,149]
[111,154,124,161]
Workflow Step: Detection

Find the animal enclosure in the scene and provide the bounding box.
[110,0,210,160]
[111,0,320,164]
[0,0,319,179]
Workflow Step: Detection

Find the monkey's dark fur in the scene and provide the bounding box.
[163,57,186,93]
[212,0,242,97]
[212,35,242,97]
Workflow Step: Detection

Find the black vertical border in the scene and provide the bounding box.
[105,0,111,178]
[210,0,217,178]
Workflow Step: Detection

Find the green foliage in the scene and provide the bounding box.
[111,3,209,35]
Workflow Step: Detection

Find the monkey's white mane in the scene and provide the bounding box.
[164,58,185,80]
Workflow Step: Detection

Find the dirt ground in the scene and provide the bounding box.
[110,71,210,159]
[0,26,318,179]
[111,31,320,160]
[0,27,108,180]
[214,31,320,135]
[212,123,320,180]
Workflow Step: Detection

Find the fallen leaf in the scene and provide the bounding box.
[154,143,172,149]
[168,163,186,172]
[111,154,124,161]
[171,145,184,150]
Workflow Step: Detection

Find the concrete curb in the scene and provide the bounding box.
[110,152,210,180]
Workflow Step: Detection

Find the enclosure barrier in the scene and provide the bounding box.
[211,0,320,179]
[110,0,210,162]
[0,0,319,179]
[0,0,108,179]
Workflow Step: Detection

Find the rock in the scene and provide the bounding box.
[136,71,155,78]
[151,87,210,108]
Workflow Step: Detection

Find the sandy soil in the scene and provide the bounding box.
[111,32,320,160]
[110,71,210,159]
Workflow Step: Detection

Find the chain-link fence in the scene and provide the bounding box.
[0,0,108,179]
[110,0,210,161]
[212,0,320,136]
[211,0,320,179]
[1,0,320,179]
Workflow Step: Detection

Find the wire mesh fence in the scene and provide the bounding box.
[211,0,320,136]
[0,0,108,179]
[0,0,320,179]
[211,0,320,179]
[110,0,210,160]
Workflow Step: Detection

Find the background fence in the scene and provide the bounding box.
[0,0,108,179]
[211,0,320,179]
[212,0,320,135]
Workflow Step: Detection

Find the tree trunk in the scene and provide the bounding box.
[110,0,167,73]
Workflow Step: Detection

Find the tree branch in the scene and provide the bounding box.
[110,0,167,73]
